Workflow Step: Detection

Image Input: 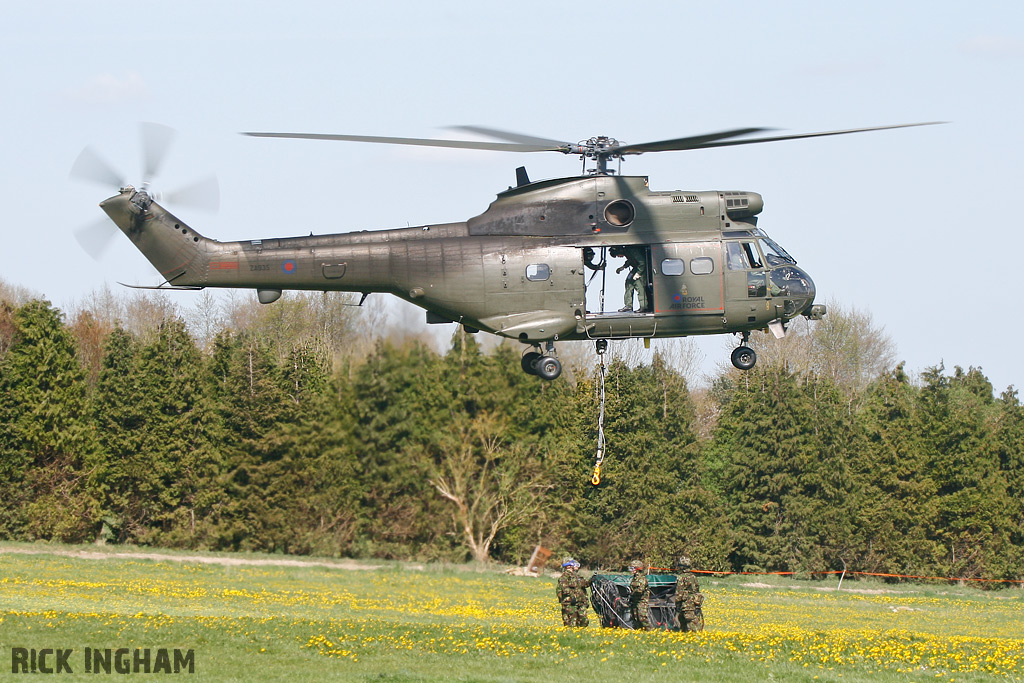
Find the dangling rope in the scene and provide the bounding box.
[591,342,607,485]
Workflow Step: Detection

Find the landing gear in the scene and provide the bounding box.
[521,342,562,380]
[731,345,757,370]
[533,355,563,381]
[731,332,757,371]
[521,351,542,374]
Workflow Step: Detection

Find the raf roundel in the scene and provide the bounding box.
[281,259,296,274]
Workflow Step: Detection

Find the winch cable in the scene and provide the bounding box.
[591,341,607,485]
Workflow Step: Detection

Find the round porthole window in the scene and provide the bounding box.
[604,199,635,227]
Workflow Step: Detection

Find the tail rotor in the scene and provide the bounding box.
[70,123,218,260]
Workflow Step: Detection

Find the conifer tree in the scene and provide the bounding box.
[204,331,296,550]
[347,338,456,559]
[714,364,821,572]
[919,365,1010,578]
[852,364,940,574]
[127,317,217,545]
[993,387,1024,578]
[0,300,97,540]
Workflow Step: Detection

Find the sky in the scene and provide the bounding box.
[2,1,1022,393]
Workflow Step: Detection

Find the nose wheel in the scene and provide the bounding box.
[521,342,562,380]
[731,332,757,370]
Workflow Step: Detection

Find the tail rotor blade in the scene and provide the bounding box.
[74,217,119,260]
[140,122,176,183]
[162,175,220,213]
[70,146,125,188]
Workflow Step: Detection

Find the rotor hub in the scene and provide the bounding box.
[576,136,624,175]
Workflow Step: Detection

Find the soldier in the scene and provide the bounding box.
[611,245,648,312]
[627,560,652,630]
[556,557,590,627]
[674,556,705,632]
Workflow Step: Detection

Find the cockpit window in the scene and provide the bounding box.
[743,242,762,269]
[725,243,747,270]
[760,237,796,266]
[725,241,762,270]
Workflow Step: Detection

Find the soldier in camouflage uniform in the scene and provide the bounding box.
[556,558,590,627]
[627,560,652,630]
[674,556,705,632]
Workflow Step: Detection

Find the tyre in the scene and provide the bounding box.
[731,346,756,371]
[521,351,542,375]
[534,356,562,381]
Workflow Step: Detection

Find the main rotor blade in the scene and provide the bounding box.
[620,122,945,155]
[161,175,220,213]
[74,216,119,261]
[70,146,125,188]
[448,125,571,148]
[140,122,176,183]
[242,131,563,153]
[615,128,773,155]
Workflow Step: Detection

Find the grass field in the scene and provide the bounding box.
[1,542,1022,681]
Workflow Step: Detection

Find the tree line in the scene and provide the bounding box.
[1,286,1021,583]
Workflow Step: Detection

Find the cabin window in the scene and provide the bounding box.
[690,257,714,275]
[661,258,685,276]
[526,264,550,281]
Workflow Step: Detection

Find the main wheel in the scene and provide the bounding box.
[534,356,562,381]
[731,345,757,371]
[521,351,542,375]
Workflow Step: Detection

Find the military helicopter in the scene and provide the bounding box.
[73,122,938,380]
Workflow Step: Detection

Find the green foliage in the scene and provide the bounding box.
[714,364,824,572]
[0,290,1021,581]
[0,300,97,541]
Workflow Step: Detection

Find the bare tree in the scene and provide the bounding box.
[809,300,897,392]
[0,278,39,307]
[122,291,180,345]
[185,289,226,352]
[748,298,897,393]
[220,290,368,369]
[429,412,551,563]
[67,310,115,387]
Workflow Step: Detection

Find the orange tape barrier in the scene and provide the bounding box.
[645,568,1024,585]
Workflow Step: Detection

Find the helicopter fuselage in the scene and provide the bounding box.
[100,173,823,375]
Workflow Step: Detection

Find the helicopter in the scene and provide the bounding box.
[73,122,939,381]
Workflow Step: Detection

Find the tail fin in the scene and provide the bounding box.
[100,187,210,286]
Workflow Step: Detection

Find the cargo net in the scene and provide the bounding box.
[589,574,681,631]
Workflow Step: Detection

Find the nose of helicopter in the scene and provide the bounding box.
[768,265,816,319]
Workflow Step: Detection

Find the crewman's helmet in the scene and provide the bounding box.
[676,556,692,570]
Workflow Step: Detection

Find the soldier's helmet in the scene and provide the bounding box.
[676,556,692,570]
[628,560,643,572]
[562,557,579,570]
